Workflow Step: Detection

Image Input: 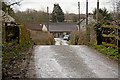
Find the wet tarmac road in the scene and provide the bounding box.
[33,45,118,78]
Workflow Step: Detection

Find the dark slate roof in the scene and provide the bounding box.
[49,22,78,32]
[23,22,43,31]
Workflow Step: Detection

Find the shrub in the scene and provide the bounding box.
[77,31,87,45]
[70,30,87,45]
[70,30,79,45]
[89,21,97,42]
[30,30,55,45]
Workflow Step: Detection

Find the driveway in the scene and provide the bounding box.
[54,38,69,45]
[33,45,118,78]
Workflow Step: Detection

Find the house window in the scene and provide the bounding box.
[66,32,70,35]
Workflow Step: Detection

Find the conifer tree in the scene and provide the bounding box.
[51,4,65,22]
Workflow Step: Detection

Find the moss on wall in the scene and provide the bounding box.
[19,25,30,45]
[2,24,30,46]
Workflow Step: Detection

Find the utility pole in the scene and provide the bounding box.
[96,0,99,22]
[78,2,80,31]
[86,0,90,42]
[86,0,88,26]
[47,6,49,32]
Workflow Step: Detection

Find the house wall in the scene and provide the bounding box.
[42,25,48,32]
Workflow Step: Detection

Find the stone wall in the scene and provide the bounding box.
[2,23,30,46]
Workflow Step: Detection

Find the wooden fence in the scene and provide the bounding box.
[102,25,120,49]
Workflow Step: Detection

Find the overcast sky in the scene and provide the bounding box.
[10,0,114,14]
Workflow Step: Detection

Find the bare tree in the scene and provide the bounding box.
[4,0,23,6]
[111,0,120,19]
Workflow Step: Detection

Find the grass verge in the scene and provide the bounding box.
[89,42,119,62]
[69,43,73,45]
[2,42,34,79]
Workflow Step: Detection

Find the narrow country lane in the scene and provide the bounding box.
[33,45,118,78]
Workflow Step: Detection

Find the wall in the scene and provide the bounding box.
[2,23,30,46]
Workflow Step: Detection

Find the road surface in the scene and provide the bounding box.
[33,45,118,78]
[54,38,69,45]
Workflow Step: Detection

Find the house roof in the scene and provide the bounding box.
[23,22,43,31]
[49,22,78,32]
[0,10,15,22]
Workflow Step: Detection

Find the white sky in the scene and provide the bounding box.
[10,0,114,14]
